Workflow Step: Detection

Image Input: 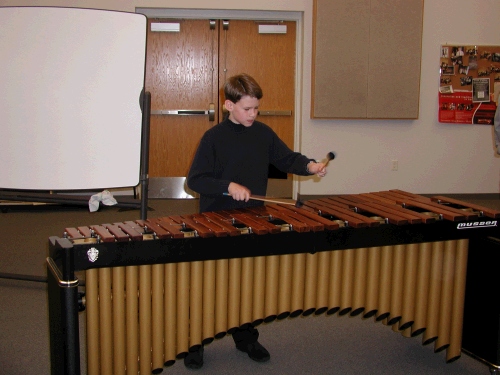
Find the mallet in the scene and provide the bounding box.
[223,193,303,208]
[324,151,336,167]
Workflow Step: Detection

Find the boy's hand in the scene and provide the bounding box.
[228,182,251,201]
[307,162,327,177]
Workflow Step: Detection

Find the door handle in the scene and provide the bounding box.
[152,103,215,121]
[258,110,292,116]
[221,106,291,116]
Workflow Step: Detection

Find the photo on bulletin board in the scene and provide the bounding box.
[438,45,500,124]
[472,78,490,103]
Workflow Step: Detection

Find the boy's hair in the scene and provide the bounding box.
[224,73,263,103]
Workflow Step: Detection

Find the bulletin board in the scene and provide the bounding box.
[311,0,423,119]
[439,45,500,124]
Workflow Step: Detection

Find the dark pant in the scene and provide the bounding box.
[232,325,259,348]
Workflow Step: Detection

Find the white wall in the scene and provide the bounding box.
[300,0,500,196]
[1,0,499,195]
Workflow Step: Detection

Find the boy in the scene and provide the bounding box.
[185,73,327,369]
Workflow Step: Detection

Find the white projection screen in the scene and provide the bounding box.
[0,7,147,190]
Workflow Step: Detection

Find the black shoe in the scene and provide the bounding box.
[236,341,270,362]
[184,346,204,369]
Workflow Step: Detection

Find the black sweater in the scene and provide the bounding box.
[187,118,313,213]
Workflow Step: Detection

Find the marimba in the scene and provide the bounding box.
[47,190,500,375]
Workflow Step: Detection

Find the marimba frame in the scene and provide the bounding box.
[46,191,500,375]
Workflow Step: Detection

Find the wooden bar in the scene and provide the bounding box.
[431,196,500,218]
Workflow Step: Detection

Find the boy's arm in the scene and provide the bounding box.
[187,138,232,195]
[270,133,326,176]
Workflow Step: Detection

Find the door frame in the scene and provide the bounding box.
[136,8,304,198]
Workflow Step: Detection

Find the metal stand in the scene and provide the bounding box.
[462,349,500,375]
[47,239,80,375]
[139,91,151,220]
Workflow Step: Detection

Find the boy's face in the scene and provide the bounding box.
[225,95,259,127]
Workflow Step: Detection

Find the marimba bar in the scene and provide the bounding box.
[47,190,500,375]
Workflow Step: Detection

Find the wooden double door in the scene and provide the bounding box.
[145,18,296,197]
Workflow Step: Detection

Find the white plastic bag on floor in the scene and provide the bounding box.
[88,190,117,212]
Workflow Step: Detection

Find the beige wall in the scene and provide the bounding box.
[1,0,499,195]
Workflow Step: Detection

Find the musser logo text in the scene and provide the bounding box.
[457,221,497,229]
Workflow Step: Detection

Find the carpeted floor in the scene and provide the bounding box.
[0,196,498,375]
